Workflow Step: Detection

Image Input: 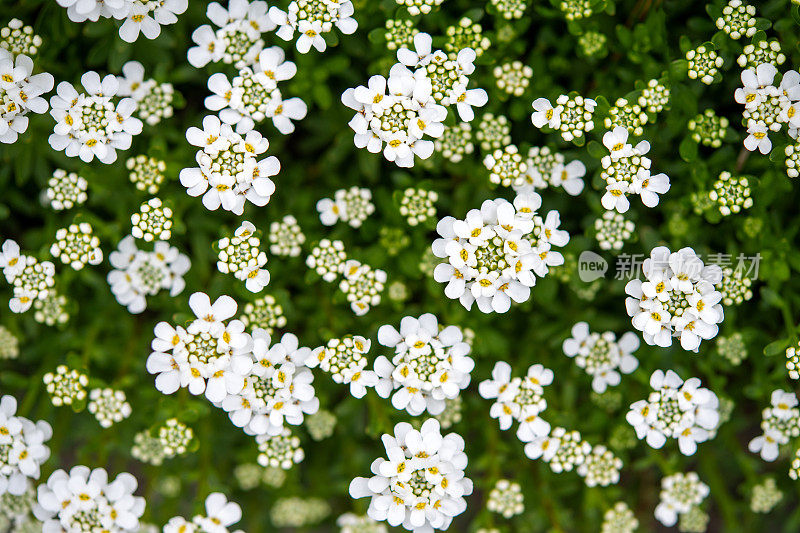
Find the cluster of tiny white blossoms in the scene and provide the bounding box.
[0,239,56,314]
[117,61,175,126]
[163,492,243,533]
[222,331,319,436]
[257,429,305,469]
[371,314,474,416]
[349,419,473,533]
[50,222,103,270]
[432,193,570,313]
[263,217,304,259]
[493,61,532,97]
[638,78,671,113]
[786,343,800,380]
[531,93,597,142]
[751,477,783,513]
[709,171,753,215]
[306,238,347,281]
[43,365,88,406]
[55,0,187,42]
[601,501,638,533]
[87,388,132,428]
[46,169,88,211]
[270,0,358,54]
[180,114,279,215]
[605,97,649,137]
[158,418,194,457]
[33,466,146,532]
[524,425,623,486]
[0,47,53,144]
[1,18,42,57]
[738,40,785,69]
[240,295,286,334]
[562,322,640,393]
[317,187,375,228]
[476,113,511,151]
[490,0,529,19]
[270,496,330,528]
[598,127,671,213]
[205,46,307,134]
[342,32,487,167]
[487,479,524,518]
[479,361,553,442]
[399,188,437,226]
[0,395,52,496]
[594,211,635,251]
[107,235,189,313]
[0,326,19,360]
[309,335,377,398]
[435,122,474,162]
[686,44,723,85]
[188,0,275,69]
[715,0,757,39]
[337,259,388,316]
[397,0,443,16]
[127,154,165,193]
[734,63,800,154]
[654,472,709,527]
[49,71,144,163]
[748,390,799,462]
[131,198,173,241]
[483,144,527,188]
[216,221,270,293]
[627,370,721,455]
[515,146,586,196]
[337,512,388,533]
[624,246,724,351]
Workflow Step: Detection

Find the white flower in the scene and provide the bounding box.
[0,49,54,144]
[531,97,559,128]
[349,419,473,532]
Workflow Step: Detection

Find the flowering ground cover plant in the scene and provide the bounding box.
[4,0,800,531]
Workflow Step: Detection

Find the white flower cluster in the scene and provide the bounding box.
[180,114,279,214]
[269,215,305,257]
[734,63,800,155]
[594,211,635,251]
[222,331,318,437]
[147,293,319,439]
[654,472,709,527]
[46,169,88,211]
[527,427,622,486]
[479,361,553,442]
[531,94,596,142]
[158,418,194,457]
[432,193,569,313]
[748,390,799,461]
[55,0,188,42]
[372,314,474,416]
[117,61,175,126]
[33,466,145,532]
[627,370,720,455]
[317,187,375,228]
[270,0,358,53]
[256,429,304,469]
[337,513,388,533]
[87,388,132,428]
[0,395,52,496]
[487,479,524,518]
[163,492,243,533]
[514,146,586,196]
[131,198,173,241]
[216,221,270,293]
[624,246,724,351]
[49,71,143,163]
[343,32,487,168]
[307,240,388,315]
[205,46,306,134]
[349,419,473,533]
[50,222,103,270]
[309,335,377,398]
[43,365,88,406]
[715,0,757,40]
[0,239,56,314]
[188,0,275,69]
[107,236,189,314]
[0,48,53,144]
[562,322,640,393]
[1,18,42,57]
[599,127,670,213]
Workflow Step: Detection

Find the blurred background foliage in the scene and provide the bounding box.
[2,0,800,530]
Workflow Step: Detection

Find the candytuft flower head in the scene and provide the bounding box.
[349,419,473,532]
